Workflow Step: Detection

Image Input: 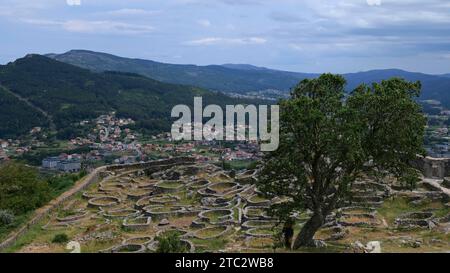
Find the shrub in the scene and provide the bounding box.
[0,210,15,226]
[0,162,51,214]
[52,233,69,244]
[155,233,188,253]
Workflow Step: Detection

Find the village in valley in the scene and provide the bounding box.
[0,112,260,174]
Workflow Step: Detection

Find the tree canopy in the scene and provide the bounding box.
[258,74,426,249]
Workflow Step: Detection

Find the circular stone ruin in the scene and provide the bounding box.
[194,225,232,240]
[143,205,186,220]
[242,220,276,230]
[99,182,127,193]
[102,208,140,219]
[245,227,274,238]
[135,196,152,209]
[125,188,152,201]
[56,210,89,223]
[154,181,185,193]
[201,197,234,210]
[110,244,147,253]
[147,239,195,253]
[122,236,154,245]
[187,180,211,190]
[246,194,271,207]
[207,182,239,195]
[148,195,180,205]
[243,206,270,220]
[395,211,435,229]
[88,196,121,208]
[337,206,380,227]
[83,190,118,200]
[122,216,152,231]
[198,209,234,224]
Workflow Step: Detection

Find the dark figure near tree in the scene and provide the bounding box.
[258,74,426,249]
[282,218,294,249]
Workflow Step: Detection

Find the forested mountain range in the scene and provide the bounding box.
[47,50,450,106]
[0,54,256,138]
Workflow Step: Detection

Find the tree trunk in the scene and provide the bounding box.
[292,212,325,249]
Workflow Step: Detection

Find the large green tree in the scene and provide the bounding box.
[258,74,426,249]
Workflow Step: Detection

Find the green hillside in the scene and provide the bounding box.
[0,87,49,138]
[0,55,258,138]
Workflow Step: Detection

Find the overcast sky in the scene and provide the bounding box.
[1,0,449,74]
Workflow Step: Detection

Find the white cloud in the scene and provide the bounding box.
[21,18,155,35]
[98,9,161,17]
[289,43,303,51]
[366,0,381,6]
[66,0,81,6]
[197,19,211,27]
[63,20,154,34]
[185,37,267,46]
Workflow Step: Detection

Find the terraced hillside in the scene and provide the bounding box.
[3,159,449,253]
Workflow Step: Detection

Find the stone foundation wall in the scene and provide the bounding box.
[411,156,450,179]
[106,157,195,172]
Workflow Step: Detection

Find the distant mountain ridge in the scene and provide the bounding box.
[46,50,316,93]
[46,50,450,106]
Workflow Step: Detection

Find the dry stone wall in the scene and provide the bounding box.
[412,156,450,178]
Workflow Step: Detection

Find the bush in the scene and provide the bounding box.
[0,210,15,226]
[155,233,188,253]
[52,233,69,244]
[0,162,51,214]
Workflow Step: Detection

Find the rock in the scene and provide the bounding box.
[350,241,366,253]
[400,237,422,248]
[329,231,347,241]
[430,239,444,245]
[158,218,170,226]
[366,241,382,253]
[349,241,382,253]
[412,240,422,248]
[428,221,437,230]
[312,240,327,248]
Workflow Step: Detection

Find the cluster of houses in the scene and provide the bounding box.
[423,100,450,158]
[4,112,263,172]
[42,154,82,173]
[223,149,256,161]
[95,114,136,143]
[0,150,8,162]
[0,127,50,161]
